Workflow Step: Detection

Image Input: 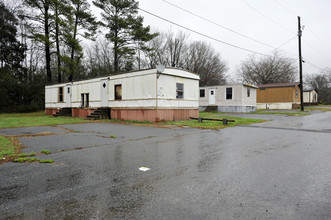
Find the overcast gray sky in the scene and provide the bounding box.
[92,0,331,79]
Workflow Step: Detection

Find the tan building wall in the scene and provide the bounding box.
[257,85,301,103]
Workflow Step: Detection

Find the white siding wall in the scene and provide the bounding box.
[199,85,257,107]
[158,75,199,108]
[45,83,67,108]
[303,90,318,103]
[242,86,257,106]
[71,79,101,108]
[109,73,156,108]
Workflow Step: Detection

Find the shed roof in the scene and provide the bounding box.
[46,67,199,87]
[200,84,258,89]
[303,89,317,93]
[258,82,300,89]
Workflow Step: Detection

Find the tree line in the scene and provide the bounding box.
[0,0,330,112]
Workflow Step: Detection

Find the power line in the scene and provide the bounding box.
[277,36,296,50]
[139,5,324,72]
[302,39,331,63]
[272,0,331,55]
[305,26,331,52]
[304,60,324,71]
[241,0,295,34]
[160,0,299,59]
[273,0,297,17]
[138,7,270,56]
[241,0,329,69]
[161,0,276,50]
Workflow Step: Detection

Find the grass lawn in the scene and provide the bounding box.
[0,111,267,159]
[254,109,309,116]
[0,111,87,129]
[0,136,16,158]
[165,112,266,129]
[305,105,331,112]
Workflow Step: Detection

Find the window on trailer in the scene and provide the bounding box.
[115,85,122,100]
[59,87,63,102]
[200,89,205,97]
[226,87,232,100]
[247,88,250,97]
[176,83,184,99]
[296,88,299,98]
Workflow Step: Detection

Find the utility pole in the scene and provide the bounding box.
[298,16,304,111]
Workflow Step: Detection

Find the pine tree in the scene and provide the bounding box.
[62,0,98,81]
[50,0,70,83]
[25,0,52,83]
[93,0,157,73]
[0,2,27,111]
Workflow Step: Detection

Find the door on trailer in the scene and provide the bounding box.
[65,84,72,107]
[100,79,109,107]
[209,89,216,105]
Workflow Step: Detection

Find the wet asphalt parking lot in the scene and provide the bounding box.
[0,111,331,219]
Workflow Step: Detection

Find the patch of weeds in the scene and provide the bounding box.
[14,157,29,163]
[73,130,84,133]
[41,150,52,154]
[13,157,53,163]
[14,157,38,163]
[110,135,117,139]
[7,154,16,159]
[29,158,37,162]
[38,159,54,163]
[17,153,29,157]
[29,152,36,156]
[110,119,153,125]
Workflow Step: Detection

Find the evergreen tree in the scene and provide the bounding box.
[25,0,52,83]
[50,0,70,83]
[62,0,98,81]
[0,2,27,111]
[93,0,157,73]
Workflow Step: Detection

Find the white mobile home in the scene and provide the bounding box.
[45,68,199,121]
[199,84,257,112]
[303,89,318,105]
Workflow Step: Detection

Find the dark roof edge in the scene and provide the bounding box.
[258,82,300,88]
[46,67,199,86]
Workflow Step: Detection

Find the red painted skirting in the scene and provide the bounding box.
[45,109,59,115]
[45,108,199,121]
[72,108,96,118]
[111,109,199,122]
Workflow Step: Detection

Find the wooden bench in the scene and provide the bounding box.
[189,117,235,125]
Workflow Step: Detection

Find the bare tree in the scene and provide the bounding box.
[305,68,331,104]
[184,41,227,86]
[84,38,114,77]
[142,30,188,68]
[238,51,297,85]
[142,30,227,86]
[164,31,188,68]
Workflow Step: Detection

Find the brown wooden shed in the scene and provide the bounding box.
[257,82,301,109]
